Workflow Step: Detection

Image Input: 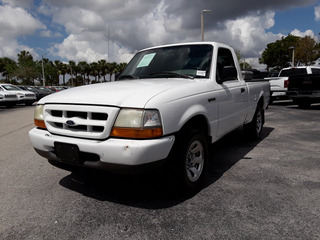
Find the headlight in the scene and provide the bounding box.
[110,109,163,139]
[34,105,46,129]
[16,93,24,99]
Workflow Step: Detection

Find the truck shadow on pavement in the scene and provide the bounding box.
[59,127,274,209]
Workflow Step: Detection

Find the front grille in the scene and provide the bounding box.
[25,93,35,97]
[43,104,120,139]
[5,94,17,99]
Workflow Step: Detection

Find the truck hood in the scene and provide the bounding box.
[39,79,195,108]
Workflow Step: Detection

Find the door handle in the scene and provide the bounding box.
[241,88,245,93]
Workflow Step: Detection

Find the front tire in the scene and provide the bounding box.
[171,128,208,194]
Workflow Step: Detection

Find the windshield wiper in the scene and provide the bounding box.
[146,71,194,79]
[118,74,139,80]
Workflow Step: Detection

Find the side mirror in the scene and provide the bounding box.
[217,66,238,84]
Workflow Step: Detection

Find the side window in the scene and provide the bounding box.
[216,48,237,81]
[311,68,320,74]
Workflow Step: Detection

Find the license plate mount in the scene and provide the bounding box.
[54,142,80,163]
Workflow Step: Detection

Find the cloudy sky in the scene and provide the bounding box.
[0,0,320,69]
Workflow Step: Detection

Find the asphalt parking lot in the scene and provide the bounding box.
[0,101,319,239]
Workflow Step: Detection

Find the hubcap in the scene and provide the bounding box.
[256,111,262,134]
[186,140,204,182]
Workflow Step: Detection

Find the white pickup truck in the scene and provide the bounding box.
[29,42,270,193]
[266,66,320,102]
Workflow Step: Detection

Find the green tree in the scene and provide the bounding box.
[90,62,99,82]
[40,59,59,86]
[54,60,68,85]
[47,61,59,86]
[239,61,251,70]
[259,34,300,70]
[107,62,118,81]
[0,57,17,82]
[98,59,108,82]
[78,61,90,85]
[234,50,251,70]
[295,36,320,66]
[15,50,38,85]
[116,62,128,74]
[68,60,77,86]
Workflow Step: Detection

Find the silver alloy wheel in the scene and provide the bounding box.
[186,140,204,182]
[256,110,262,134]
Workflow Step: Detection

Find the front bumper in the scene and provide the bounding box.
[287,91,320,98]
[17,96,36,104]
[29,128,175,172]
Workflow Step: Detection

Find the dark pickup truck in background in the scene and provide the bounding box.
[287,74,320,108]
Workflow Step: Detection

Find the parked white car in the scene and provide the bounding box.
[0,84,36,106]
[0,91,18,107]
[29,42,270,193]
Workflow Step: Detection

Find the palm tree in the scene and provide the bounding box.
[78,61,89,85]
[61,63,68,85]
[54,60,63,85]
[116,62,128,74]
[98,59,108,82]
[68,60,77,86]
[107,62,117,81]
[90,62,99,82]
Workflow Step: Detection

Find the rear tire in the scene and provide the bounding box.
[244,105,264,140]
[298,100,311,109]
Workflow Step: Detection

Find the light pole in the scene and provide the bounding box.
[107,25,110,62]
[289,46,295,67]
[41,53,46,86]
[201,9,211,41]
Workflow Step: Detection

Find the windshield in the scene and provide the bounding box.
[118,44,213,80]
[2,85,22,91]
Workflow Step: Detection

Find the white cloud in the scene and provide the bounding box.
[51,34,108,63]
[315,5,320,21]
[205,11,282,58]
[245,58,267,70]
[1,0,318,69]
[0,5,45,37]
[53,7,106,34]
[290,29,318,40]
[48,2,285,69]
[1,0,33,9]
[0,4,46,58]
[40,30,62,38]
[37,3,53,16]
[0,37,38,59]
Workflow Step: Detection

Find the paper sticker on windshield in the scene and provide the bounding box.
[196,70,206,77]
[137,53,156,68]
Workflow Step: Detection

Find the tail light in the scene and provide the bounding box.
[284,79,289,88]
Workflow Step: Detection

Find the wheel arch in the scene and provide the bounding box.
[178,114,212,143]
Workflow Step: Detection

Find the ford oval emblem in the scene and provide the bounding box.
[66,120,76,126]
